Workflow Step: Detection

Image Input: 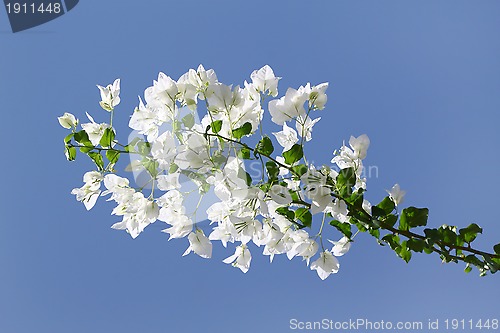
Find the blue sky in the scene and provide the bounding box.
[1,1,499,332]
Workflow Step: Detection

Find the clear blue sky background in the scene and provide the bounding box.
[1,1,499,332]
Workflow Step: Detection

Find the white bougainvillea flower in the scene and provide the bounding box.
[102,174,132,202]
[250,65,280,97]
[110,192,159,239]
[286,230,318,264]
[71,171,103,210]
[129,97,160,142]
[325,199,349,224]
[161,214,192,240]
[349,134,370,160]
[177,64,217,103]
[151,72,178,112]
[229,216,262,244]
[308,82,329,110]
[157,172,181,191]
[58,112,78,129]
[387,184,406,206]
[296,115,321,142]
[310,251,340,280]
[209,220,238,248]
[223,244,252,273]
[183,230,213,258]
[81,112,110,146]
[97,78,121,112]
[329,236,352,257]
[151,130,177,170]
[269,184,293,206]
[268,87,308,125]
[273,122,298,151]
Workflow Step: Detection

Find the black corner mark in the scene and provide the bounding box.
[3,0,79,33]
[64,0,77,11]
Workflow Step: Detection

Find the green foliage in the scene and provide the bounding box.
[74,130,93,147]
[88,152,104,171]
[398,241,412,263]
[65,146,76,161]
[106,150,120,164]
[265,161,279,182]
[232,122,252,139]
[275,207,295,223]
[335,167,356,197]
[407,238,426,253]
[211,120,223,134]
[255,136,274,156]
[283,144,303,165]
[99,128,115,148]
[143,158,159,178]
[372,196,395,217]
[64,133,74,144]
[291,164,308,177]
[399,207,429,231]
[237,147,251,159]
[494,243,500,255]
[330,220,352,239]
[295,208,312,228]
[182,113,195,128]
[137,141,151,155]
[459,223,482,244]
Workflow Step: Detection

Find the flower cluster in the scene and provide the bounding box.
[60,65,500,278]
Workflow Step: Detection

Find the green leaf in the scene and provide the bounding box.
[459,223,483,244]
[483,254,499,274]
[211,120,223,134]
[464,264,472,274]
[137,142,151,156]
[275,207,295,223]
[245,171,252,186]
[291,164,308,177]
[265,161,279,181]
[99,128,115,148]
[351,217,368,232]
[255,136,274,156]
[494,243,500,255]
[336,167,356,197]
[182,113,195,128]
[88,152,104,171]
[79,146,93,153]
[283,144,303,165]
[65,146,76,161]
[143,158,158,177]
[407,238,426,253]
[399,207,429,231]
[380,214,398,228]
[372,196,395,217]
[74,130,93,147]
[369,228,380,239]
[106,150,120,164]
[397,241,412,263]
[169,163,179,173]
[439,225,458,244]
[295,208,312,228]
[345,189,364,208]
[382,234,400,251]
[232,122,252,139]
[424,228,440,244]
[64,133,74,144]
[237,147,251,159]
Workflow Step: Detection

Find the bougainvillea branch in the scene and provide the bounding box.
[58,65,500,279]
